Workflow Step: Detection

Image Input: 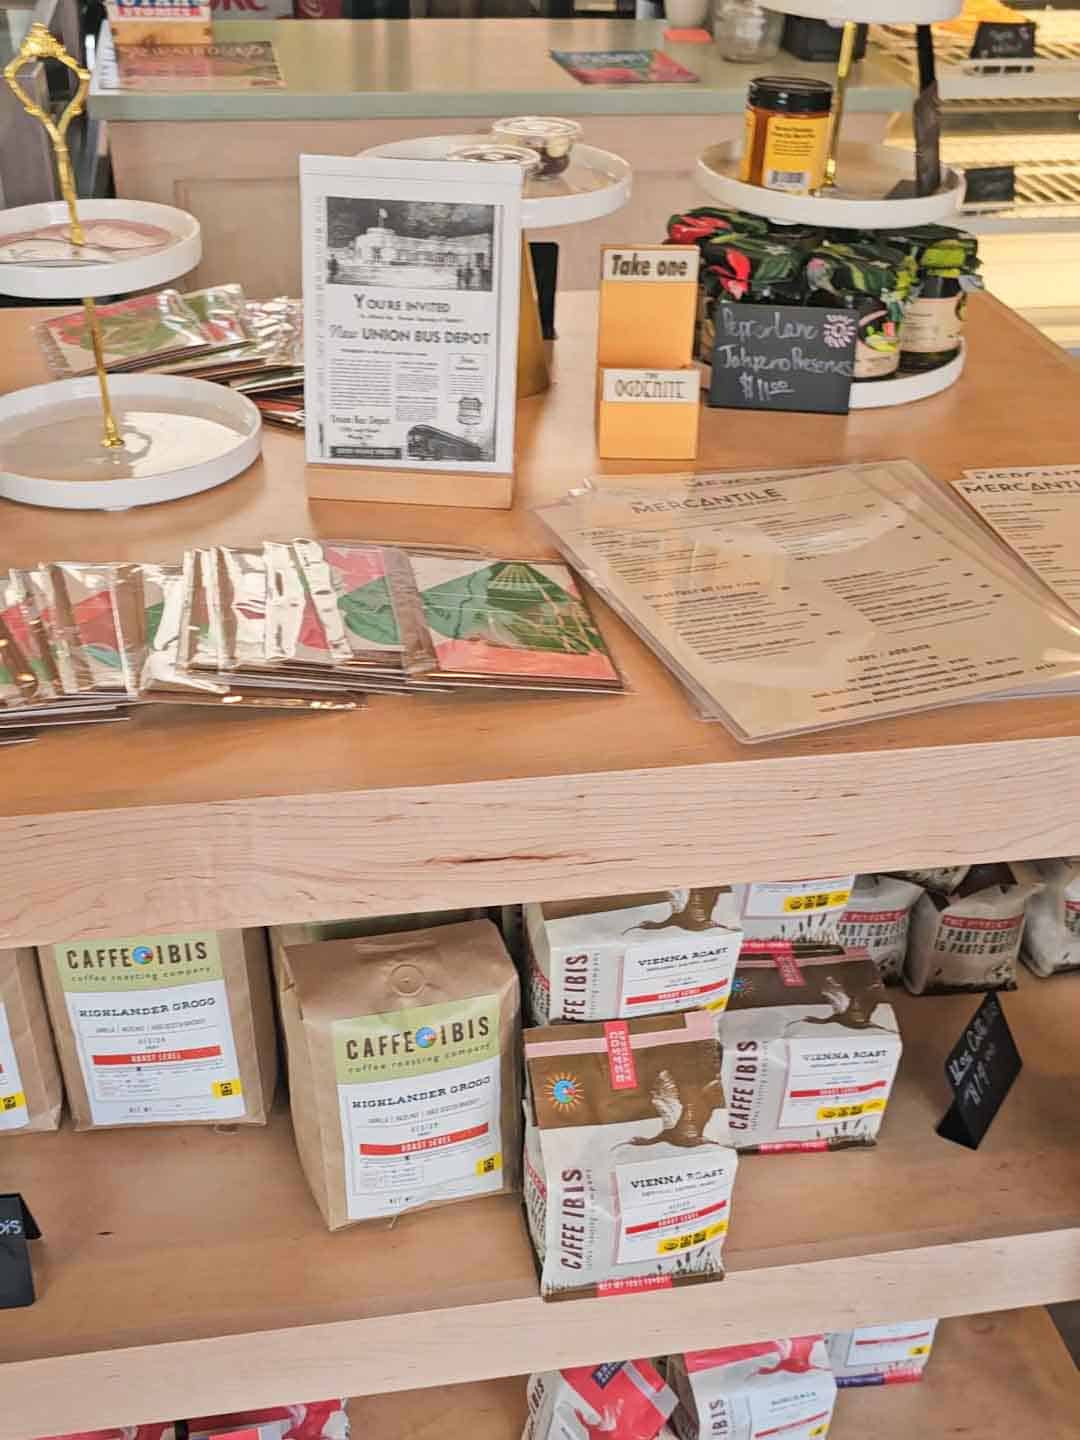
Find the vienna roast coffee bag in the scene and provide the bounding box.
[732,877,855,946]
[525,889,742,1024]
[720,942,901,1153]
[1013,858,1080,976]
[525,1361,677,1440]
[39,928,276,1131]
[836,874,923,982]
[278,919,520,1231]
[670,1338,836,1440]
[0,947,63,1133]
[825,1320,937,1386]
[523,1011,737,1300]
[904,863,1042,994]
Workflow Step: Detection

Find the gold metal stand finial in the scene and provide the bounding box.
[4,23,123,449]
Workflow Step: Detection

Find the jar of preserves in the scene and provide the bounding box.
[739,75,833,194]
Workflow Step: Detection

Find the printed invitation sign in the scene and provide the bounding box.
[302,155,521,477]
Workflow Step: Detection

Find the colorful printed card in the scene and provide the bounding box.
[550,50,699,86]
[36,291,211,378]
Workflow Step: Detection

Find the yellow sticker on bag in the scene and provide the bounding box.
[783,889,851,913]
[657,1219,727,1255]
[1,1091,26,1112]
[817,1098,886,1121]
[212,1079,242,1098]
[475,1152,502,1177]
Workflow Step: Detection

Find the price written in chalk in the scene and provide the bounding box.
[707,303,855,415]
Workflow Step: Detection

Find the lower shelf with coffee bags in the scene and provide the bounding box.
[0,947,63,1133]
[719,942,902,1153]
[277,918,521,1231]
[37,928,277,1131]
[523,1011,738,1300]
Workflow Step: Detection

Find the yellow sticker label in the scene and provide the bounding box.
[0,1091,26,1112]
[761,113,830,194]
[809,1426,829,1438]
[212,1079,242,1099]
[909,1345,930,1356]
[783,889,851,913]
[475,1152,502,1177]
[704,995,729,1012]
[817,1098,886,1121]
[657,1219,727,1256]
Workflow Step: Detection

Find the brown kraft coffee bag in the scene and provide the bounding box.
[278,918,521,1231]
[0,948,63,1133]
[39,928,277,1130]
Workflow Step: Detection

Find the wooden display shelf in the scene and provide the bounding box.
[2,297,1080,946]
[3,978,1079,1437]
[352,1306,1080,1440]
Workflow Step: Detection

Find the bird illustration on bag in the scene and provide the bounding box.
[630,1066,726,1148]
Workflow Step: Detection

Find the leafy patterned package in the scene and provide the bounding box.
[524,1011,736,1300]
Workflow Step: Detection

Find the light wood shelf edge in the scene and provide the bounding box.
[4,1230,1079,1440]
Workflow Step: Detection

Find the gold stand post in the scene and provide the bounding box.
[4,23,123,449]
[822,21,858,191]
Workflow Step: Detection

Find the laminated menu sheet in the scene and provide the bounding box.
[953,465,1080,613]
[534,460,1080,742]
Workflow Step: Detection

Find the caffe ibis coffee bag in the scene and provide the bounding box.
[904,863,1042,994]
[1013,858,1080,976]
[836,874,923,982]
[525,888,742,1024]
[826,1320,937,1386]
[733,877,854,946]
[278,919,520,1230]
[0,947,63,1133]
[269,909,487,992]
[523,1011,736,1300]
[720,942,901,1153]
[40,928,276,1130]
[525,1361,677,1440]
[670,1338,836,1440]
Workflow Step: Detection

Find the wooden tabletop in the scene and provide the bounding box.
[3,293,1080,945]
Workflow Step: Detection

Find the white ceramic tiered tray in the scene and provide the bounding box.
[850,342,965,408]
[757,0,960,19]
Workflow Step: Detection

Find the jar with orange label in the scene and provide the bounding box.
[740,76,833,195]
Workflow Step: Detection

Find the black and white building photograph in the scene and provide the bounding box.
[325,198,496,291]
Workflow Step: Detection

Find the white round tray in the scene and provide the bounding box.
[0,374,261,510]
[758,0,960,19]
[0,199,201,300]
[361,136,632,229]
[851,343,965,409]
[697,142,964,229]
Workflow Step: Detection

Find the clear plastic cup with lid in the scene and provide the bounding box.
[489,117,583,176]
[447,142,542,176]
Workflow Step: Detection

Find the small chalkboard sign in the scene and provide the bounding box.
[970,20,1036,60]
[937,992,1022,1150]
[0,1193,41,1309]
[708,303,856,414]
[964,165,1016,205]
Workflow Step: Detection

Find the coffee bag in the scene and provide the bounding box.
[0,948,63,1133]
[525,1362,677,1440]
[826,1320,937,1386]
[670,1338,836,1440]
[733,877,854,946]
[904,863,1042,994]
[524,1011,736,1300]
[269,910,486,992]
[525,889,742,1024]
[39,928,276,1130]
[720,942,901,1153]
[836,874,923,982]
[1013,859,1080,976]
[278,919,520,1231]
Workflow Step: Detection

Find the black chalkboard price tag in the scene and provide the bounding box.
[937,993,1022,1150]
[970,20,1036,60]
[708,303,855,414]
[964,165,1016,206]
[0,1192,41,1308]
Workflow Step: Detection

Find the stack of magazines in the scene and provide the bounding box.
[35,283,304,429]
[0,543,624,743]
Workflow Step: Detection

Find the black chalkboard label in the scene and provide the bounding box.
[964,165,1016,205]
[970,21,1036,60]
[708,303,855,414]
[937,993,1022,1150]
[0,1193,40,1309]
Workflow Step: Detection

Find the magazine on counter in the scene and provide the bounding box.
[301,154,522,478]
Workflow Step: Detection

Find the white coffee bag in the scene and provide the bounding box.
[836,875,923,982]
[1013,859,1080,976]
[826,1320,937,1386]
[0,948,63,1133]
[670,1337,836,1440]
[733,877,855,946]
[905,864,1042,994]
[525,1361,676,1440]
[525,889,742,1023]
[524,1011,736,1300]
[889,867,970,892]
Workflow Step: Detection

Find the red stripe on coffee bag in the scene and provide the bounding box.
[604,1021,638,1090]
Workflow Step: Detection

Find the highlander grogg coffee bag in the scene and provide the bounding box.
[523,1011,736,1300]
[826,1320,937,1386]
[525,889,742,1024]
[733,877,855,946]
[904,863,1043,994]
[0,948,63,1133]
[269,909,487,992]
[720,942,901,1153]
[1012,859,1080,976]
[670,1338,836,1440]
[836,875,923,982]
[39,928,276,1130]
[525,1362,677,1440]
[278,919,520,1231]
